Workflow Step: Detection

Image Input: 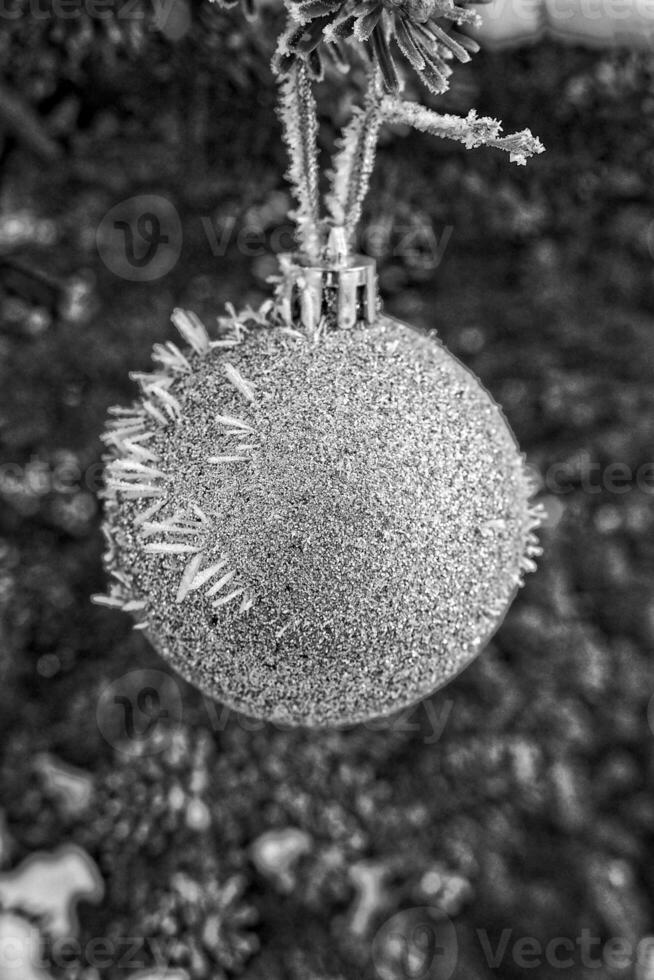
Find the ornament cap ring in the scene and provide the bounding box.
[279,227,378,332]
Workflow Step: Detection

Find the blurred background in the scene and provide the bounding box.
[0,2,654,979]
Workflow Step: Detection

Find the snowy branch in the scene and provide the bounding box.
[325,71,383,245]
[381,100,545,165]
[277,61,322,259]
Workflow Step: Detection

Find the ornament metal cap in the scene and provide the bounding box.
[279,226,378,332]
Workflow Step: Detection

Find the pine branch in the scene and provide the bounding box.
[277,60,322,259]
[381,100,545,165]
[325,71,383,247]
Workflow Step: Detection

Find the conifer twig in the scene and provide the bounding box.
[325,68,383,249]
[277,60,322,259]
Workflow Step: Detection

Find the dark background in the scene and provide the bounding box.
[0,3,654,978]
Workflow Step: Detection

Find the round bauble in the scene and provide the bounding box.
[98,308,541,727]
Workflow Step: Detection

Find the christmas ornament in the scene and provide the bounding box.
[95,39,544,726]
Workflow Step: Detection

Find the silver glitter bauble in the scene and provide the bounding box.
[97,301,541,727]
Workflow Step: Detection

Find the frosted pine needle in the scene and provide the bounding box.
[142,400,168,427]
[278,326,305,340]
[208,455,250,464]
[130,371,173,390]
[123,432,155,444]
[188,558,230,592]
[170,509,206,527]
[144,543,202,555]
[174,517,204,533]
[140,522,201,537]
[92,594,124,608]
[106,415,146,428]
[152,342,192,373]
[104,422,147,439]
[116,489,165,500]
[133,499,166,526]
[104,430,155,450]
[107,406,144,418]
[171,308,210,356]
[148,385,182,419]
[215,414,253,431]
[121,440,159,462]
[108,482,164,498]
[224,363,256,403]
[211,587,244,609]
[166,342,192,369]
[176,552,206,603]
[110,460,166,479]
[122,599,147,612]
[205,569,236,597]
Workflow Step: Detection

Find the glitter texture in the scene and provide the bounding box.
[99,313,541,726]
